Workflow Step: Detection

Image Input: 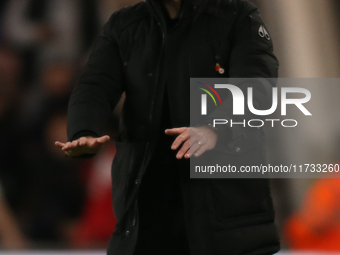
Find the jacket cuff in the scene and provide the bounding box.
[70,130,99,142]
[200,121,233,151]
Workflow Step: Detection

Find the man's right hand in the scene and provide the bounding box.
[55,135,110,157]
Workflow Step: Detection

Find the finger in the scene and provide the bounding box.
[177,140,191,159]
[171,129,190,150]
[55,141,65,148]
[185,140,203,158]
[193,145,207,158]
[96,135,110,143]
[78,137,88,146]
[184,148,190,159]
[189,142,201,157]
[88,136,109,149]
[69,140,79,149]
[189,136,199,148]
[64,149,77,158]
[64,150,71,157]
[62,142,72,151]
[165,127,188,136]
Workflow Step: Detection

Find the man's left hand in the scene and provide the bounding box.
[165,126,217,159]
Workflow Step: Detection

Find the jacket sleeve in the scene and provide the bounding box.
[203,1,279,150]
[67,12,124,142]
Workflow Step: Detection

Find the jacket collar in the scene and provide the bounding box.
[146,0,209,30]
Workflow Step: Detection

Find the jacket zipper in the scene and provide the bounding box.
[139,23,166,181]
[148,30,166,124]
[133,141,149,227]
[133,21,166,228]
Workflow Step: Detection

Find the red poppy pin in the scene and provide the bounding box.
[215,63,224,74]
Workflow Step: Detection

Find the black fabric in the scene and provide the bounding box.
[71,130,99,141]
[134,9,191,247]
[163,13,191,128]
[67,0,281,254]
[134,12,192,253]
[166,18,179,30]
[135,91,190,254]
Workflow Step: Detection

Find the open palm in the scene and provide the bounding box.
[55,135,110,157]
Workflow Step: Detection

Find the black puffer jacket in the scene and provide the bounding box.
[67,0,280,254]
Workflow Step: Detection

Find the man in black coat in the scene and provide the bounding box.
[56,0,280,254]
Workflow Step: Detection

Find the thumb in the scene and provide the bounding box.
[96,135,111,143]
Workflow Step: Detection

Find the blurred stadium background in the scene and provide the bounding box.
[0,0,340,254]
